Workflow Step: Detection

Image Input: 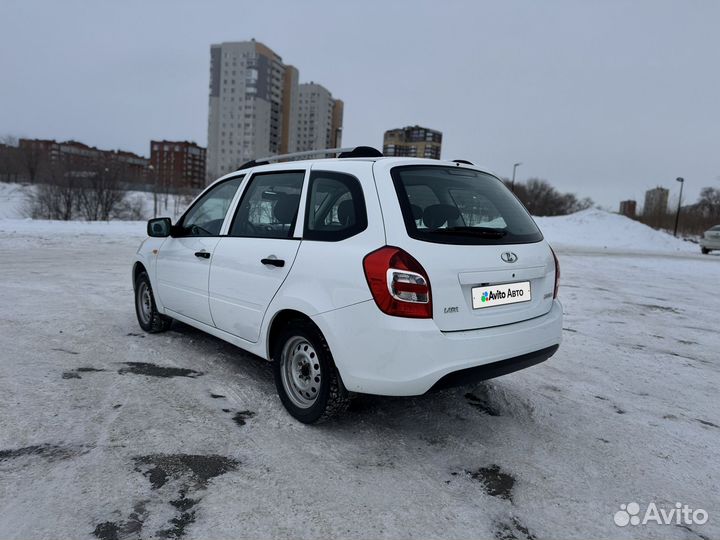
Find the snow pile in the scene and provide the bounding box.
[535,208,694,253]
[0,183,28,219]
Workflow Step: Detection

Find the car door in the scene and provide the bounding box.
[155,176,244,326]
[209,169,306,342]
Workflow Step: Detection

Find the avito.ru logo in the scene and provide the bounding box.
[614,502,708,527]
[480,288,525,303]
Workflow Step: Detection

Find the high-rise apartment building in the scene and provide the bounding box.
[150,140,206,191]
[296,83,343,152]
[618,200,637,218]
[206,40,299,180]
[644,187,669,216]
[383,125,442,159]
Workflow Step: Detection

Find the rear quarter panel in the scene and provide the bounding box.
[263,160,386,349]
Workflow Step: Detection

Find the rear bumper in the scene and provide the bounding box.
[429,345,559,391]
[312,299,563,396]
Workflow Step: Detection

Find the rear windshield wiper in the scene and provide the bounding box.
[429,227,507,238]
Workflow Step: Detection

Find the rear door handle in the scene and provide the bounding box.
[261,258,285,267]
[195,251,211,259]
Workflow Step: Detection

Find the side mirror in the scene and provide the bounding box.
[147,217,172,237]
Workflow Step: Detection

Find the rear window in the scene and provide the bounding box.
[391,165,543,245]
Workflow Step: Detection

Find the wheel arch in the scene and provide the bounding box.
[132,260,150,290]
[266,308,321,361]
[132,261,147,289]
[132,259,165,313]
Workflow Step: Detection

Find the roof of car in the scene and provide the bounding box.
[211,156,497,186]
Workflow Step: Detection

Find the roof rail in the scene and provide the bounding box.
[236,146,383,171]
[237,159,270,170]
[338,146,383,158]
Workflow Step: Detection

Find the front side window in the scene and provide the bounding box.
[304,171,367,241]
[177,176,243,236]
[229,171,305,238]
[392,166,543,245]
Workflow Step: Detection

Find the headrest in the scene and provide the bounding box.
[273,194,300,224]
[423,204,460,229]
[410,204,423,221]
[337,199,355,226]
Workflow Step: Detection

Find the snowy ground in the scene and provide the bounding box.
[0,213,718,540]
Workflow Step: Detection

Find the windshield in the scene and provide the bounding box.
[391,165,543,245]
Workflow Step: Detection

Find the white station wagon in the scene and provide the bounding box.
[700,225,720,254]
[133,147,562,423]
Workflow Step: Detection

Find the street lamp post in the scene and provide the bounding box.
[673,177,684,237]
[511,162,522,193]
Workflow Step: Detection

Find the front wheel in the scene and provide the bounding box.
[272,320,349,424]
[134,271,172,333]
[701,247,710,255]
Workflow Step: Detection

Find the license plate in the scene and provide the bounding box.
[472,281,531,309]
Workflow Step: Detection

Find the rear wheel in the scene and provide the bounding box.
[134,271,172,333]
[701,247,710,255]
[272,320,349,424]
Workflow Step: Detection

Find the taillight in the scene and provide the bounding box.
[363,246,432,318]
[551,246,560,298]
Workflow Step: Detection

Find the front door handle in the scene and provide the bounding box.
[195,251,211,259]
[261,258,285,267]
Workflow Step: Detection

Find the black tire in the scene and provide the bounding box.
[134,271,172,333]
[272,319,349,424]
[701,247,710,255]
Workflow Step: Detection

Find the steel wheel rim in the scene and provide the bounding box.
[280,336,321,409]
[137,282,152,325]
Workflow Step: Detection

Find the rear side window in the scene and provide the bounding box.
[391,165,543,245]
[304,171,367,241]
[229,171,304,238]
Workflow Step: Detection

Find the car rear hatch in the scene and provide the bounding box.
[408,241,555,331]
[373,161,556,332]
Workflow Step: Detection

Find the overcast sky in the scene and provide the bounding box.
[1,0,718,207]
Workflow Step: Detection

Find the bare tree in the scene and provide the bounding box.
[697,187,720,218]
[0,135,22,182]
[77,165,128,221]
[506,178,594,216]
[26,163,79,220]
[17,142,48,184]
